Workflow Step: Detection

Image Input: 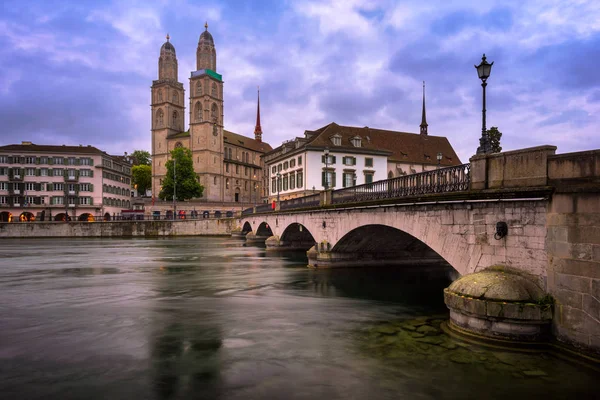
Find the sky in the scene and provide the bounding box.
[0,0,599,163]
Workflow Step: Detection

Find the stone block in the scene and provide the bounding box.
[576,194,600,214]
[494,246,506,257]
[548,226,568,242]
[583,294,600,322]
[546,214,566,227]
[556,273,591,293]
[524,225,546,238]
[552,259,600,280]
[551,241,571,258]
[594,280,600,301]
[549,195,575,214]
[441,211,454,225]
[594,245,600,262]
[585,313,600,337]
[571,243,593,260]
[554,288,583,308]
[557,306,587,332]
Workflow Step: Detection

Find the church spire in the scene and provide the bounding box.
[420,81,428,136]
[254,86,263,142]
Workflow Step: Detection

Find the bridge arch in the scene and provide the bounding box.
[241,221,252,235]
[256,222,273,237]
[279,222,316,251]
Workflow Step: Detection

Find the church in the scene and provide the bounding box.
[151,23,272,203]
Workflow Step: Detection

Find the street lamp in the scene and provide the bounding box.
[173,157,176,220]
[323,147,330,190]
[276,172,281,204]
[437,152,442,169]
[475,54,494,155]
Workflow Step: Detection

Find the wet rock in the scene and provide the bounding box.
[450,353,475,364]
[400,323,417,331]
[374,325,397,335]
[415,337,444,346]
[522,370,547,377]
[409,332,425,338]
[492,352,518,366]
[440,342,458,350]
[416,325,440,336]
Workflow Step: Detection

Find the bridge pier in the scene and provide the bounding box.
[245,232,270,245]
[265,235,314,251]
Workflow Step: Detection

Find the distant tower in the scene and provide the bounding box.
[151,34,185,196]
[420,81,428,136]
[189,22,224,201]
[254,87,263,142]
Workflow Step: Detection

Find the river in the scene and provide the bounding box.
[0,237,598,400]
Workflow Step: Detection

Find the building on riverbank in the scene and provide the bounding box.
[0,142,132,222]
[151,25,272,204]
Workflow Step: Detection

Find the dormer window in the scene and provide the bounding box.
[331,134,342,146]
[351,136,362,147]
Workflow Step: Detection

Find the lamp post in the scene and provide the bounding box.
[437,152,442,169]
[475,54,494,155]
[323,147,330,190]
[276,172,281,204]
[172,157,176,220]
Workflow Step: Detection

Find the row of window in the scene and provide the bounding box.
[103,171,131,185]
[321,155,373,167]
[0,156,94,166]
[102,159,131,174]
[103,198,131,208]
[271,172,304,193]
[0,196,95,206]
[102,184,130,197]
[321,171,374,189]
[272,156,303,174]
[1,167,94,178]
[0,182,94,192]
[224,148,255,164]
[330,134,362,148]
[225,163,259,177]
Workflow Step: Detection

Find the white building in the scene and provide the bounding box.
[263,122,462,202]
[0,142,133,222]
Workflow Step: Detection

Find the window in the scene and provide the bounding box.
[283,175,288,191]
[365,158,373,167]
[322,154,336,164]
[365,172,374,184]
[290,172,296,190]
[53,183,63,191]
[272,166,276,174]
[25,157,36,164]
[53,157,64,165]
[197,81,203,95]
[214,176,217,185]
[244,167,248,176]
[283,161,289,170]
[195,101,202,122]
[25,168,35,176]
[0,196,6,204]
[39,156,48,164]
[40,196,46,204]
[277,164,282,172]
[25,196,34,205]
[0,156,6,163]
[226,179,230,189]
[81,158,91,165]
[80,197,92,205]
[343,172,356,188]
[0,182,6,191]
[331,134,342,146]
[67,158,76,165]
[80,183,92,192]
[343,156,356,166]
[80,169,92,177]
[290,159,295,168]
[236,165,240,174]
[322,170,335,189]
[25,183,35,191]
[271,178,276,193]
[52,196,64,205]
[244,181,248,191]
[212,83,217,97]
[298,156,302,166]
[67,169,76,179]
[351,136,362,147]
[297,171,303,188]
[39,168,48,176]
[225,163,230,173]
[53,168,63,176]
[0,167,6,175]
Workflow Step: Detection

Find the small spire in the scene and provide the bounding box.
[254,86,263,142]
[420,81,428,136]
[205,21,208,31]
[166,33,170,42]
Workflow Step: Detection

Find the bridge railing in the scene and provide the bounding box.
[331,163,471,204]
[255,203,273,213]
[280,193,321,211]
[241,207,254,216]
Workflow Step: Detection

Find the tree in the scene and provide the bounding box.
[487,126,502,153]
[131,150,151,166]
[132,164,152,196]
[159,147,203,201]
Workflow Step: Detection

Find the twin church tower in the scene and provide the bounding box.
[151,24,271,203]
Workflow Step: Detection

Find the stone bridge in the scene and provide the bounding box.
[237,146,600,358]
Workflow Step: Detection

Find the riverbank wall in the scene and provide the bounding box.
[0,219,235,238]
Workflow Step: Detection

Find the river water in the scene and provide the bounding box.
[0,237,598,400]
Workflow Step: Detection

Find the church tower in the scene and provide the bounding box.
[420,81,428,136]
[151,34,185,196]
[189,23,224,202]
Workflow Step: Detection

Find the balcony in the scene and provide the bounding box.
[13,203,20,207]
[9,174,23,181]
[68,204,76,207]
[65,175,78,182]
[68,190,76,195]
[13,189,20,195]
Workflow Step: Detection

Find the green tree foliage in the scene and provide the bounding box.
[487,126,502,153]
[131,150,151,166]
[159,147,203,201]
[132,164,152,196]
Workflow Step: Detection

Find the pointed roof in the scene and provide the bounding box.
[420,81,428,135]
[254,87,263,141]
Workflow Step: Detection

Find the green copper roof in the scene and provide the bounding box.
[190,69,222,82]
[171,130,190,138]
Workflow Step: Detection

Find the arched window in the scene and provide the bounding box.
[214,176,217,185]
[388,171,393,179]
[172,91,178,104]
[211,103,218,121]
[226,178,230,189]
[211,83,217,97]
[228,148,232,159]
[156,109,164,127]
[158,90,163,102]
[196,81,203,95]
[172,111,178,127]
[195,101,202,122]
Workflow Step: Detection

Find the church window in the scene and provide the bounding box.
[195,102,202,122]
[236,165,239,174]
[172,92,178,104]
[156,109,164,127]
[244,181,248,191]
[175,142,182,148]
[214,176,217,185]
[211,103,218,121]
[226,179,230,189]
[172,111,178,127]
[158,90,163,102]
[212,83,217,97]
[197,81,203,95]
[228,148,232,159]
[225,163,229,172]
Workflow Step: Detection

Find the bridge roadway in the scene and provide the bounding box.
[237,146,600,358]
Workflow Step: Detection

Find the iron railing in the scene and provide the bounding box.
[332,163,471,204]
[255,203,273,213]
[280,193,321,211]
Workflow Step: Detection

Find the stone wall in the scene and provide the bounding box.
[547,150,600,355]
[0,219,234,238]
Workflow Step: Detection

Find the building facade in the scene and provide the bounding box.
[151,25,272,203]
[0,142,132,222]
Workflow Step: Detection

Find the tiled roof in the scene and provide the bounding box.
[0,143,106,155]
[298,123,462,166]
[223,130,273,153]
